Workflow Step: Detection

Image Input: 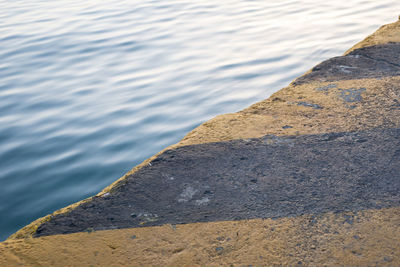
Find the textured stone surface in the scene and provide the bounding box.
[34,128,400,237]
[293,43,400,85]
[1,208,400,266]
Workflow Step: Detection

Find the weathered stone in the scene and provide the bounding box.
[34,128,400,237]
[293,43,400,85]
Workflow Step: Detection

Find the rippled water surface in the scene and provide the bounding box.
[1,0,399,240]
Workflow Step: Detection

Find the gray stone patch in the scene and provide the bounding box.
[315,84,337,92]
[139,213,159,222]
[162,173,175,181]
[195,197,210,205]
[178,186,198,202]
[262,134,295,147]
[130,212,159,223]
[297,101,322,109]
[282,125,293,129]
[338,88,366,103]
[383,256,393,262]
[338,65,358,73]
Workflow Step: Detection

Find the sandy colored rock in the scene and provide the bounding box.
[345,19,400,53]
[179,77,400,145]
[1,207,399,266]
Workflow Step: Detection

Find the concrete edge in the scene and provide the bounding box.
[7,18,400,240]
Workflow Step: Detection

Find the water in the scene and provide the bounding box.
[0,0,399,240]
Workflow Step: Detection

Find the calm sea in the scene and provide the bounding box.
[1,0,399,240]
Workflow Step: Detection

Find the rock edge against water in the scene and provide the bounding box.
[1,18,400,267]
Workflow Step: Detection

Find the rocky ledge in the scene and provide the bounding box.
[1,19,400,266]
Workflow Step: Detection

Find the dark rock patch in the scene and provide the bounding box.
[293,43,400,85]
[34,128,400,237]
[297,101,322,109]
[338,88,366,103]
[315,83,338,92]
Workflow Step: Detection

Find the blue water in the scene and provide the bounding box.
[1,0,399,240]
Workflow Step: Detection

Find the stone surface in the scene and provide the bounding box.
[293,43,400,85]
[34,128,400,237]
[2,19,400,267]
[1,208,399,266]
